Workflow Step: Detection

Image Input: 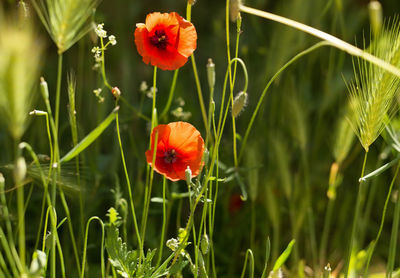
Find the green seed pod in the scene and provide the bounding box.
[232,91,248,117]
[201,234,209,254]
[207,58,215,91]
[14,157,27,184]
[185,166,192,186]
[40,77,49,100]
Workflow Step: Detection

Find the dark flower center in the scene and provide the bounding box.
[164,149,177,164]
[150,29,168,50]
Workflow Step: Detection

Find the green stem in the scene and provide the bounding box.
[115,110,142,259]
[387,169,400,277]
[364,161,400,277]
[238,42,328,163]
[151,66,158,129]
[344,151,368,277]
[160,70,179,121]
[54,53,63,135]
[319,195,335,266]
[81,217,105,278]
[240,249,254,278]
[156,177,167,267]
[59,189,82,277]
[239,5,400,78]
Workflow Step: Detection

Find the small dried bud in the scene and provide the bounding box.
[232,91,248,117]
[188,0,197,5]
[112,87,121,100]
[207,58,216,90]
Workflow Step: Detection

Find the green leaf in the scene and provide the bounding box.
[60,107,118,164]
[272,239,295,271]
[105,225,138,278]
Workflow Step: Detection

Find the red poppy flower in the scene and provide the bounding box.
[134,12,197,71]
[146,122,204,181]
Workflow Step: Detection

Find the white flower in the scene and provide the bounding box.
[95,23,107,38]
[93,88,102,97]
[91,46,101,59]
[109,35,117,45]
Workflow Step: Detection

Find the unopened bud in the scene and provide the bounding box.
[188,0,197,5]
[368,1,382,36]
[40,77,49,100]
[207,58,215,90]
[111,87,121,100]
[185,166,192,186]
[29,110,47,116]
[232,91,248,117]
[14,157,27,183]
[323,263,332,278]
[201,234,209,254]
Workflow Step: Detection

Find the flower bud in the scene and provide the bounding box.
[40,77,49,100]
[185,166,192,186]
[368,1,382,37]
[14,157,27,184]
[232,91,248,117]
[207,58,215,90]
[111,87,121,100]
[201,234,209,254]
[188,0,197,5]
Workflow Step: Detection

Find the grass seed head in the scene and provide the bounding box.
[32,0,102,53]
[0,11,43,140]
[347,18,400,152]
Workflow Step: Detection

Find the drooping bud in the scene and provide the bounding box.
[207,58,215,91]
[111,87,121,100]
[232,91,248,117]
[368,1,382,37]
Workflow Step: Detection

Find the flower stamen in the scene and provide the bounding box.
[164,149,177,164]
[150,29,168,49]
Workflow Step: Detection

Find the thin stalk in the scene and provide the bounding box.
[364,161,400,277]
[0,227,19,277]
[54,53,63,134]
[160,69,179,121]
[141,66,158,254]
[387,171,400,277]
[15,153,25,269]
[115,110,142,259]
[156,177,167,267]
[239,5,400,78]
[319,194,336,266]
[151,66,158,129]
[81,217,105,278]
[240,249,254,278]
[238,42,328,163]
[186,2,208,133]
[344,151,368,277]
[58,189,82,277]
